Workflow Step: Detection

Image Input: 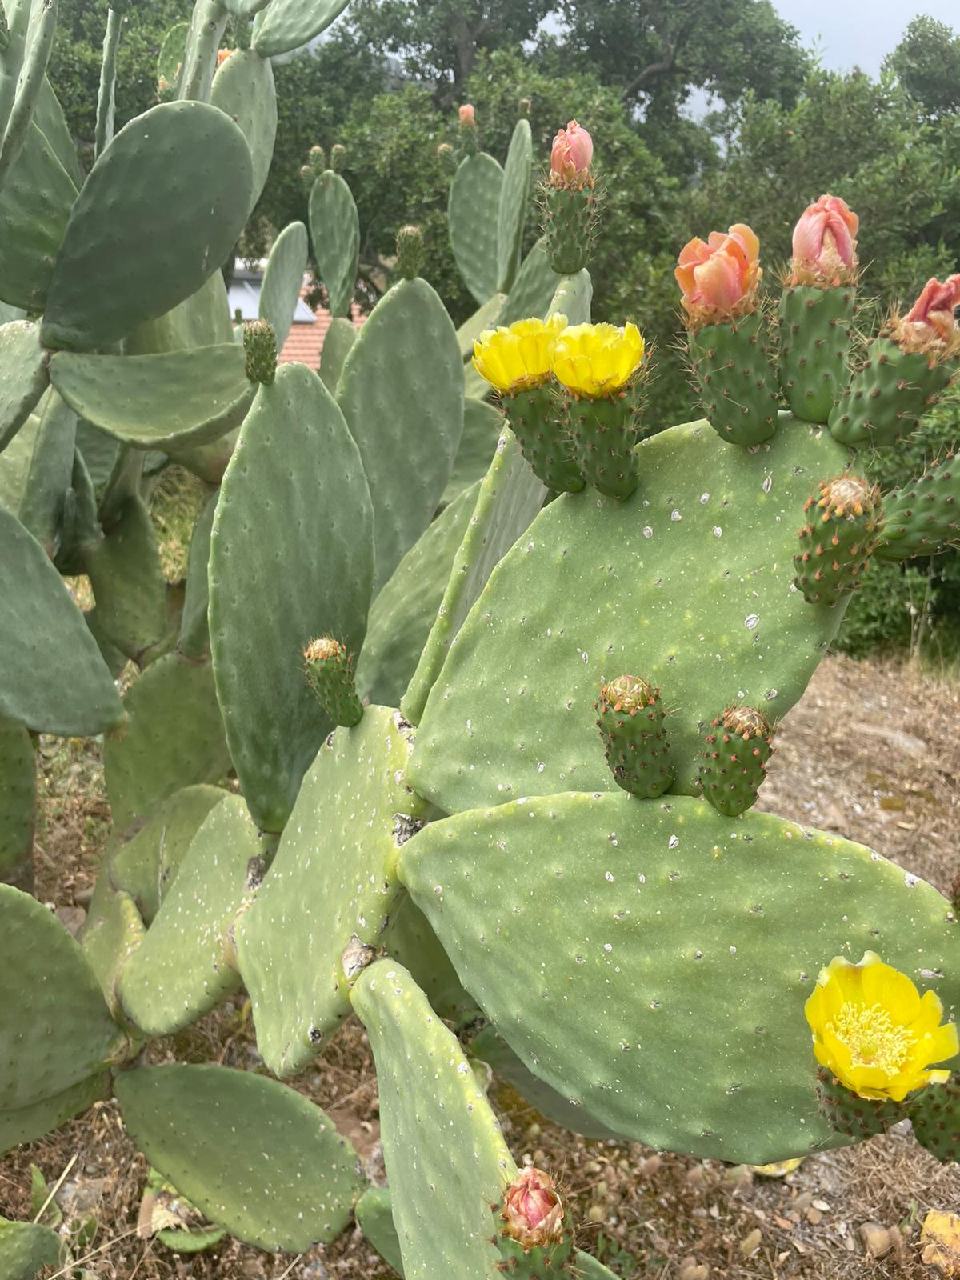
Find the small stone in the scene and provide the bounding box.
[859,1223,894,1258]
[677,1259,709,1280]
[587,1203,606,1223]
[805,1207,822,1225]
[739,1228,762,1258]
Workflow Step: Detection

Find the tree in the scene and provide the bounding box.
[886,16,960,120]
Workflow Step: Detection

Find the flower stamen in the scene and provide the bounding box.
[831,1002,914,1074]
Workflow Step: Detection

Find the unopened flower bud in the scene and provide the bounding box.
[789,194,858,286]
[458,103,475,126]
[501,1167,564,1249]
[437,141,456,173]
[396,224,424,279]
[243,319,277,385]
[675,224,761,326]
[330,143,346,172]
[518,97,531,117]
[896,275,960,352]
[549,119,593,188]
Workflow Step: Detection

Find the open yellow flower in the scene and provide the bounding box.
[804,952,958,1102]
[472,315,568,394]
[552,322,645,398]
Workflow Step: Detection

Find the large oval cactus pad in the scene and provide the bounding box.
[410,416,849,813]
[41,102,253,351]
[0,1071,110,1157]
[448,153,503,305]
[351,961,516,1280]
[209,362,373,832]
[496,119,532,293]
[252,0,352,58]
[115,1065,363,1251]
[400,793,960,1163]
[210,48,277,208]
[236,707,429,1077]
[309,169,358,319]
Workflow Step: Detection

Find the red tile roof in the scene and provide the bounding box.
[279,299,365,370]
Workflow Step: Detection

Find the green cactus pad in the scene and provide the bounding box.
[877,453,960,561]
[400,792,960,1163]
[457,292,507,360]
[0,1216,62,1278]
[0,320,47,451]
[909,1080,960,1162]
[0,715,34,892]
[0,409,38,514]
[358,482,479,708]
[81,883,146,1018]
[409,415,847,814]
[319,315,357,390]
[596,675,673,799]
[449,152,503,305]
[127,270,234,357]
[41,102,253,351]
[18,389,77,556]
[119,795,259,1036]
[103,653,231,833]
[794,474,883,606]
[402,429,547,725]
[33,75,83,188]
[443,397,505,501]
[497,239,563,329]
[356,1186,405,1276]
[351,960,516,1280]
[469,1026,620,1140]
[115,1064,363,1251]
[0,121,77,313]
[236,706,428,1075]
[815,1068,907,1140]
[210,48,277,208]
[700,705,774,817]
[177,490,216,661]
[209,362,373,832]
[0,1070,109,1157]
[258,221,308,350]
[779,286,856,425]
[381,892,480,1029]
[83,496,171,664]
[337,277,464,592]
[688,313,779,446]
[0,506,123,734]
[497,119,532,293]
[50,346,251,450]
[252,0,353,57]
[828,337,953,446]
[156,20,188,96]
[0,884,124,1111]
[0,0,59,191]
[309,168,359,318]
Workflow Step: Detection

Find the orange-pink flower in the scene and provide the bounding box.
[675,224,761,325]
[549,120,593,187]
[501,1167,564,1249]
[902,275,960,343]
[790,194,858,285]
[458,103,475,126]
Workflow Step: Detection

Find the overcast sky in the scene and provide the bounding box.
[773,0,958,74]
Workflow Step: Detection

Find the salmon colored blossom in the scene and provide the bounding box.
[216,48,233,66]
[501,1167,564,1248]
[458,103,475,126]
[790,194,859,285]
[896,274,960,351]
[549,120,593,187]
[675,224,760,326]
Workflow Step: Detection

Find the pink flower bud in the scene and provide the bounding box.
[549,120,594,187]
[501,1167,564,1249]
[897,275,960,349]
[675,224,761,325]
[458,104,476,126]
[216,48,232,66]
[790,194,858,285]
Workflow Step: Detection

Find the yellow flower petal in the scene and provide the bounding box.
[552,321,645,398]
[472,315,568,393]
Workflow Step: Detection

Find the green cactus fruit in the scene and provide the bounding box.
[596,675,673,799]
[210,48,278,208]
[502,384,584,494]
[308,143,326,174]
[396,224,424,280]
[243,318,277,384]
[815,1068,908,1140]
[303,636,363,727]
[565,389,639,500]
[828,337,955,447]
[908,1079,960,1162]
[496,1167,574,1280]
[258,220,308,351]
[544,182,599,276]
[330,141,346,171]
[687,312,778,446]
[794,474,883,606]
[299,160,313,190]
[449,152,503,304]
[876,453,960,561]
[252,0,352,59]
[700,705,774,817]
[498,119,533,293]
[779,285,856,424]
[437,140,456,173]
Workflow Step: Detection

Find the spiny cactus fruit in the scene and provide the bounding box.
[677,223,778,445]
[396,223,424,280]
[814,1067,909,1139]
[329,141,346,172]
[595,674,673,798]
[909,1079,960,1162]
[457,102,479,157]
[242,319,277,385]
[794,474,883,606]
[699,705,774,817]
[496,1165,574,1279]
[303,637,363,728]
[544,120,598,276]
[779,195,859,424]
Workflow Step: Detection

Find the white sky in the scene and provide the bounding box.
[773,0,959,74]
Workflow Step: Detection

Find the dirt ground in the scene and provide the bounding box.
[3,654,960,1280]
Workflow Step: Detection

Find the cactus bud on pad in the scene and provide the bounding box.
[596,675,673,799]
[700,705,774,817]
[794,474,883,606]
[243,320,277,385]
[497,1165,574,1277]
[303,637,363,727]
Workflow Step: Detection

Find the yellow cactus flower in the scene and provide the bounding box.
[552,322,645,398]
[804,952,958,1103]
[472,315,568,394]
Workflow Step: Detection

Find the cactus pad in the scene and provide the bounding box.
[409,415,848,814]
[687,313,779,446]
[236,706,428,1075]
[252,0,353,58]
[443,397,505,501]
[829,337,953,446]
[498,240,564,329]
[0,716,34,891]
[449,152,503,304]
[309,168,359,318]
[119,795,259,1036]
[18,389,77,556]
[381,892,481,1028]
[0,1217,61,1278]
[779,286,855,424]
[81,883,146,1018]
[399,792,960,1163]
[0,1071,109,1157]
[877,453,960,561]
[497,119,532,293]
[0,884,124,1111]
[210,48,277,208]
[115,1065,363,1251]
[355,1186,405,1276]
[0,121,77,313]
[258,220,308,350]
[0,320,46,450]
[351,960,516,1280]
[319,315,357,391]
[209,362,373,832]
[41,102,253,350]
[178,490,217,659]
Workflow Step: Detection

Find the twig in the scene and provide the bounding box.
[45,1225,140,1279]
[32,1152,77,1225]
